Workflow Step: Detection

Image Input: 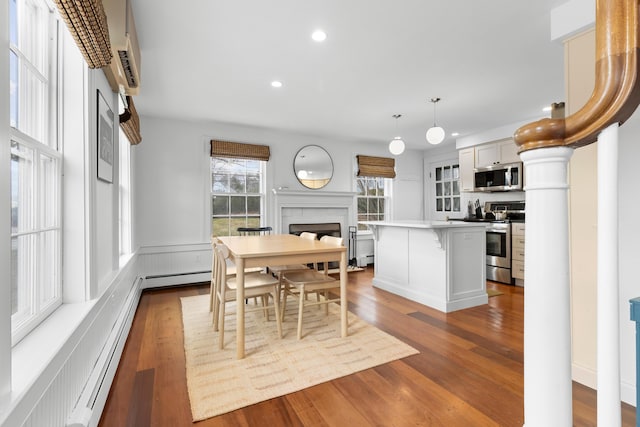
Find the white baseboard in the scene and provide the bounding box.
[572,363,636,407]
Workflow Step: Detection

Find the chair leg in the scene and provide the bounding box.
[209,282,214,312]
[280,284,288,321]
[297,285,305,340]
[324,291,329,315]
[213,293,220,330]
[273,289,282,339]
[218,299,226,349]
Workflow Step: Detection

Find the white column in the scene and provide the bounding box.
[520,146,574,427]
[597,123,621,426]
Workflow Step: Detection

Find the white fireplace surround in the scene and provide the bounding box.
[271,189,357,237]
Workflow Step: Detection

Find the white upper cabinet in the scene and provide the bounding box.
[458,147,475,192]
[474,139,521,168]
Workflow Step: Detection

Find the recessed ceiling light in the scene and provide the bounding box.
[271,81,283,88]
[451,132,460,137]
[311,30,327,42]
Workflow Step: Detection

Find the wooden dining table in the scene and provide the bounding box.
[216,233,348,359]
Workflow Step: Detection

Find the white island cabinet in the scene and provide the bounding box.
[362,221,487,312]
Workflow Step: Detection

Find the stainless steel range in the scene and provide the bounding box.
[465,201,525,284]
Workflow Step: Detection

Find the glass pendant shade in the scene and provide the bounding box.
[389,136,405,155]
[426,126,445,145]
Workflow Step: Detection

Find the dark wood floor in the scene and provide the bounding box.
[99,269,636,426]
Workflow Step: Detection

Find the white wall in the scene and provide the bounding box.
[134,116,426,248]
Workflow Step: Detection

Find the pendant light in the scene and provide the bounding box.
[389,114,405,155]
[426,97,445,145]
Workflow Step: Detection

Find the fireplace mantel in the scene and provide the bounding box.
[271,189,356,235]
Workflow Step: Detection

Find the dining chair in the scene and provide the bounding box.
[281,235,345,339]
[237,226,272,236]
[212,243,283,349]
[267,232,317,314]
[209,238,262,312]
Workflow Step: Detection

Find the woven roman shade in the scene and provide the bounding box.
[210,140,271,161]
[119,96,142,145]
[54,0,112,68]
[356,155,396,179]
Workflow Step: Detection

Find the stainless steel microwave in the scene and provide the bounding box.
[473,162,522,192]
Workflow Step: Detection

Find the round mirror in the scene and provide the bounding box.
[293,145,333,189]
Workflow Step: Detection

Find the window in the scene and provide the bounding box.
[119,128,132,258]
[434,163,461,214]
[211,157,265,236]
[356,176,388,230]
[10,0,62,343]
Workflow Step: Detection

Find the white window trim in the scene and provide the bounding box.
[209,156,268,237]
[355,176,392,235]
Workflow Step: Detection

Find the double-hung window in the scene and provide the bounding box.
[119,128,132,258]
[10,0,62,343]
[211,158,266,236]
[356,176,389,230]
[355,155,394,231]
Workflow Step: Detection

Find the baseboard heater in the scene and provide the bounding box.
[143,270,212,289]
[66,277,143,427]
[144,270,210,280]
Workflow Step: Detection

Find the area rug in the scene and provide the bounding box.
[180,294,418,422]
[487,289,504,297]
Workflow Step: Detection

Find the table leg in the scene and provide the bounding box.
[236,258,245,359]
[340,250,348,337]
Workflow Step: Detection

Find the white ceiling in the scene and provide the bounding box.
[130,0,568,151]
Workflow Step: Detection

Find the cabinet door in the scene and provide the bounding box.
[458,148,475,191]
[498,140,520,164]
[474,144,499,167]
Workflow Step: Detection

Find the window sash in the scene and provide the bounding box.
[10,0,58,148]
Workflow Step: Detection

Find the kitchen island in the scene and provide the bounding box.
[362,220,487,312]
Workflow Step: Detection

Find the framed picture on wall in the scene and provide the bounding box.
[97,89,114,183]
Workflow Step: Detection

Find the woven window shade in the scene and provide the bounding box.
[119,96,142,145]
[54,0,112,69]
[210,140,271,161]
[356,155,396,178]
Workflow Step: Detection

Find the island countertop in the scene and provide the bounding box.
[360,220,487,229]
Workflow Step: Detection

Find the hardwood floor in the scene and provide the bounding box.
[99,269,636,426]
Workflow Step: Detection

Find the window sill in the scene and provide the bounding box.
[119,252,135,268]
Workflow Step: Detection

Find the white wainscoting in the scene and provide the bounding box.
[4,243,218,427]
[4,255,140,427]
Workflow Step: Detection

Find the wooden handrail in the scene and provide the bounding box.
[514,0,640,152]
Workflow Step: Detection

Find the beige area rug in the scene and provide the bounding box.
[180,294,419,422]
[487,289,504,297]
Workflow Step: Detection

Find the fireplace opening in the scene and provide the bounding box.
[289,222,341,239]
[289,222,341,269]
